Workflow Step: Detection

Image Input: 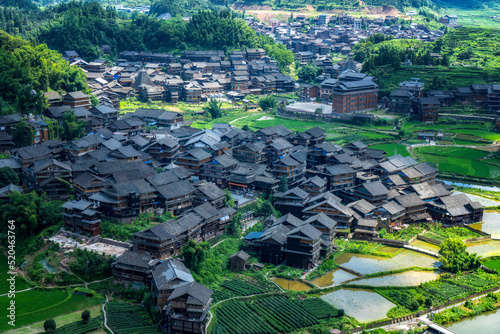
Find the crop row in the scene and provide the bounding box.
[216,301,276,334]
[214,279,281,302]
[215,296,335,333]
[252,296,318,331]
[53,317,101,334]
[293,298,340,319]
[422,280,472,300]
[447,272,498,291]
[106,302,156,334]
[221,280,265,295]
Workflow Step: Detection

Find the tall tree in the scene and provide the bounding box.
[258,96,277,112]
[180,240,210,270]
[44,319,56,333]
[61,111,85,141]
[438,238,481,273]
[298,64,322,82]
[0,166,20,187]
[278,176,288,192]
[81,310,91,324]
[203,98,222,119]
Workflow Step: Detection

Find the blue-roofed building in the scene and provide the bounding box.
[244,231,263,243]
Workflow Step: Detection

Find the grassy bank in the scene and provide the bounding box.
[0,289,104,332]
[434,292,500,325]
[336,239,403,258]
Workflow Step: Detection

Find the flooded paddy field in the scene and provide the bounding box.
[321,288,395,323]
[334,249,440,275]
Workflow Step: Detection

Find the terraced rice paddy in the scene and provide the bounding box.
[346,271,440,287]
[321,288,396,323]
[272,278,311,291]
[466,240,500,257]
[470,212,500,238]
[335,250,440,275]
[414,147,500,180]
[312,269,358,288]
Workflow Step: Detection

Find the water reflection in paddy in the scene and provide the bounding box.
[470,211,500,238]
[410,239,441,253]
[312,269,358,288]
[272,278,311,291]
[347,270,440,287]
[455,191,500,207]
[466,240,500,257]
[444,308,500,334]
[335,250,440,275]
[321,288,395,323]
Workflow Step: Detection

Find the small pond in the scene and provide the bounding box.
[312,268,358,288]
[272,278,311,291]
[321,288,395,323]
[346,270,440,287]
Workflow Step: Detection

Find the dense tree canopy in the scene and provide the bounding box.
[259,96,277,111]
[150,0,218,17]
[298,64,323,83]
[180,239,210,270]
[36,4,261,59]
[0,166,20,188]
[69,248,114,281]
[0,0,37,10]
[204,98,223,119]
[0,191,63,239]
[44,319,56,333]
[438,238,481,273]
[0,31,88,115]
[61,111,85,141]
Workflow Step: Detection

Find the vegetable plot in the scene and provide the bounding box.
[106,302,157,334]
[214,296,332,333]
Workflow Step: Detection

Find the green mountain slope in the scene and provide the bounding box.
[0,30,88,115]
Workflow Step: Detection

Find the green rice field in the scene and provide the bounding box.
[0,254,30,294]
[0,289,104,332]
[360,132,394,139]
[483,258,500,272]
[414,146,500,179]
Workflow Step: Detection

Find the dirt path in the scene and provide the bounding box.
[0,277,113,297]
[102,295,113,334]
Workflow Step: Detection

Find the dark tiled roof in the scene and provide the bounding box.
[395,193,426,208]
[152,259,193,290]
[167,281,212,305]
[304,213,337,229]
[156,180,195,199]
[229,250,250,261]
[114,251,153,269]
[288,224,322,240]
[195,182,225,200]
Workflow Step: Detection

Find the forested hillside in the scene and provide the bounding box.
[0,0,37,10]
[0,31,88,115]
[150,0,220,17]
[36,3,261,59]
[229,0,438,11]
[353,28,500,94]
